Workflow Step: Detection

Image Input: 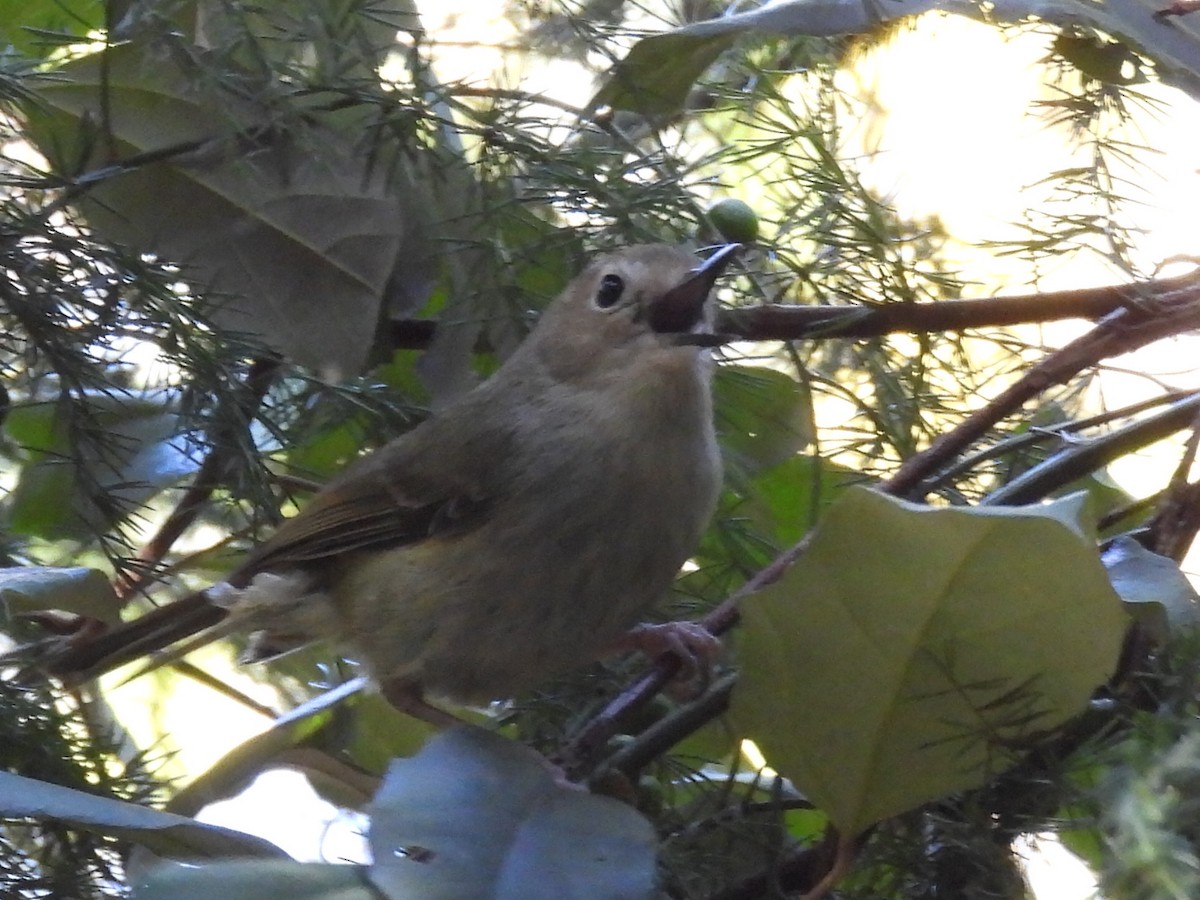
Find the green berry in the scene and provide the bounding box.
[708,198,760,243]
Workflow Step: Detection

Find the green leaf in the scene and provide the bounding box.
[730,487,1126,835]
[587,0,892,116]
[132,860,378,900]
[744,454,861,547]
[715,365,813,476]
[1102,536,1200,639]
[0,565,121,627]
[25,44,431,374]
[0,770,286,859]
[591,32,736,116]
[0,0,105,57]
[367,725,656,900]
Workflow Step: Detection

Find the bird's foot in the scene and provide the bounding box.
[615,620,723,699]
[381,679,468,730]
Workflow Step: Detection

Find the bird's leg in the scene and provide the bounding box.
[380,679,466,729]
[611,621,723,698]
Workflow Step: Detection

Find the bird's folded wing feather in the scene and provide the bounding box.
[230,460,489,581]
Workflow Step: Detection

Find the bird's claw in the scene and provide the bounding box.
[620,621,723,699]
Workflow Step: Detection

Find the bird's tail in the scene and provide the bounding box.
[8,591,228,684]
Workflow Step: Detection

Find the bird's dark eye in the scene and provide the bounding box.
[594,273,625,309]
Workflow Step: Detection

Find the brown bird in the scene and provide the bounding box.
[32,243,737,724]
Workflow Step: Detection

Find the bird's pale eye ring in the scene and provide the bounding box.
[594,273,625,309]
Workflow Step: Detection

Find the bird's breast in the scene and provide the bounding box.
[334,366,720,704]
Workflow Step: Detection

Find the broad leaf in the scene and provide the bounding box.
[731,487,1126,835]
[26,44,431,375]
[367,726,656,900]
[0,565,121,627]
[4,389,196,539]
[168,678,431,818]
[591,0,1200,115]
[0,771,285,859]
[715,365,814,477]
[744,454,861,547]
[0,0,104,57]
[1102,535,1200,639]
[132,860,378,900]
[591,33,736,116]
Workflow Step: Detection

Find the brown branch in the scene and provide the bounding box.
[883,288,1200,500]
[1144,400,1200,561]
[385,269,1200,350]
[717,277,1182,341]
[603,673,737,777]
[113,356,283,601]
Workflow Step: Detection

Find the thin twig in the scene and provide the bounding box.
[982,393,1200,506]
[884,288,1200,499]
[1144,400,1200,561]
[113,356,282,601]
[600,672,737,778]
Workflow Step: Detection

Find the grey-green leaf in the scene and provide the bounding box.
[0,565,122,627]
[367,726,656,900]
[1103,535,1200,638]
[132,860,378,900]
[26,45,431,375]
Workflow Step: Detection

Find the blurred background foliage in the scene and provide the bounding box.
[4,0,1200,897]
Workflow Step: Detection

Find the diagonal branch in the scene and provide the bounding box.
[883,288,1200,499]
[113,356,283,601]
[560,271,1200,778]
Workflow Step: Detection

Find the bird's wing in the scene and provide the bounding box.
[231,451,491,581]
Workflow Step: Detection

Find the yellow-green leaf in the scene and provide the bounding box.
[730,487,1126,835]
[590,32,735,115]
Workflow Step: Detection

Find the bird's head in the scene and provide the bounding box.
[524,244,739,383]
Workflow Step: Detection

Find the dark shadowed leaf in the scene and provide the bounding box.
[25,44,432,375]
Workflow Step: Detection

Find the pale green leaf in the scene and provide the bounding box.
[0,565,121,626]
[730,486,1127,835]
[132,860,377,900]
[0,771,286,859]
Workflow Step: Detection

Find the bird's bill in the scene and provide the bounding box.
[649,244,740,335]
